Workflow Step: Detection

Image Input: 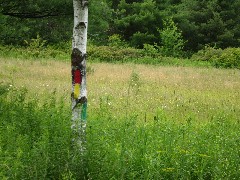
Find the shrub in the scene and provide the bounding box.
[108,34,128,48]
[88,45,144,63]
[211,48,240,69]
[191,46,223,62]
[191,46,240,69]
[0,44,69,60]
[143,43,159,58]
[158,18,186,58]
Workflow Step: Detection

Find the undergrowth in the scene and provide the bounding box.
[0,45,212,68]
[0,83,239,179]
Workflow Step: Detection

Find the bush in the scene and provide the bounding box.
[158,18,186,58]
[191,46,223,62]
[0,45,69,60]
[212,48,240,69]
[108,34,129,48]
[191,46,240,69]
[143,43,159,58]
[88,45,144,63]
[87,43,166,63]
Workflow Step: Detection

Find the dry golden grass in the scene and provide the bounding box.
[1,57,240,122]
[0,58,70,98]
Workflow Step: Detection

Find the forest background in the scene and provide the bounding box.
[1,0,240,68]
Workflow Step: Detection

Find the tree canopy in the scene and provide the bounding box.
[1,0,240,52]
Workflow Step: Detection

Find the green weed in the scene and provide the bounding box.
[0,82,239,179]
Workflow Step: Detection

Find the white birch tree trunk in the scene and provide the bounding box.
[71,0,88,151]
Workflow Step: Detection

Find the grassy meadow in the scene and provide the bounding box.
[0,57,240,179]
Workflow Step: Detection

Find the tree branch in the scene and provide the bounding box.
[2,11,72,18]
[1,2,73,19]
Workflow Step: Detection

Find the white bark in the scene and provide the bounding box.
[71,0,88,150]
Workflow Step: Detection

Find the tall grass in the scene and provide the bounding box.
[1,83,239,179]
[0,58,240,179]
[87,114,240,179]
[0,84,72,179]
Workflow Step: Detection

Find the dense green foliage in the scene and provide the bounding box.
[158,18,186,57]
[2,43,240,69]
[1,83,240,179]
[0,0,72,45]
[1,0,240,53]
[192,47,240,69]
[0,44,208,68]
[173,0,240,51]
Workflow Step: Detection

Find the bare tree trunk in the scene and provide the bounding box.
[71,0,88,151]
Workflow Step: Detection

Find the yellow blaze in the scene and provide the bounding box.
[74,83,80,99]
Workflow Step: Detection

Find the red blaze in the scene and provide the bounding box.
[74,70,82,84]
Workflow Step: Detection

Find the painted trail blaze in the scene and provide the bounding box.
[74,69,82,84]
[73,69,82,99]
[74,83,80,99]
[71,47,87,119]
